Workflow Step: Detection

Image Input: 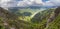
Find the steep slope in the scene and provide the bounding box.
[31,8,55,23]
[0,7,59,29]
[45,7,60,29]
[0,7,33,29]
[45,13,60,29]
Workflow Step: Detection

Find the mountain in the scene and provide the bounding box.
[0,7,33,29]
[0,7,60,29]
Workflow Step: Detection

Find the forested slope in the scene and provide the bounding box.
[0,7,33,29]
[0,7,60,29]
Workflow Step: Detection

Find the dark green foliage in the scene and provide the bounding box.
[0,26,2,29]
[31,12,42,23]
[31,9,54,23]
[0,7,60,29]
[0,7,34,29]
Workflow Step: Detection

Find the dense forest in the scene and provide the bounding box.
[0,7,60,29]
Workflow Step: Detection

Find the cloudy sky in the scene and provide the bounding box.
[0,0,60,7]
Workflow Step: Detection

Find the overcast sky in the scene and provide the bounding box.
[0,0,60,7]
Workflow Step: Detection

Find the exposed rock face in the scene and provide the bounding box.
[0,7,32,29]
[45,7,60,29]
[54,7,60,17]
[0,7,18,20]
[0,7,19,29]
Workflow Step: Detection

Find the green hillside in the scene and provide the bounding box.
[0,7,60,29]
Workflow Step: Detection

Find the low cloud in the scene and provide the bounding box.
[0,0,60,7]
